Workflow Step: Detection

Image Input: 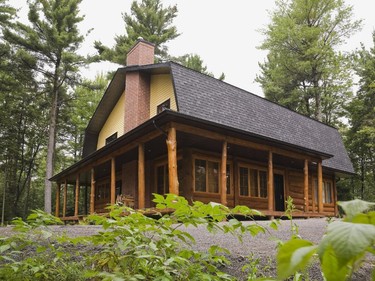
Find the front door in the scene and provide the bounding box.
[274,174,285,212]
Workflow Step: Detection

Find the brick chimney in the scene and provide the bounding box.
[124,38,155,133]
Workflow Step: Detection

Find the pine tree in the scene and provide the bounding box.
[94,0,179,64]
[4,0,87,213]
[256,0,361,125]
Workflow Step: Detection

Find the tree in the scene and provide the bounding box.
[4,0,87,213]
[345,33,375,201]
[58,75,107,167]
[256,0,361,125]
[175,53,225,80]
[94,0,179,64]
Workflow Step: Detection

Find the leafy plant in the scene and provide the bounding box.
[276,199,375,280]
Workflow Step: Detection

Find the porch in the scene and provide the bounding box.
[52,115,337,220]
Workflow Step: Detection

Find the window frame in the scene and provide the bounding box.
[157,99,170,114]
[105,132,118,145]
[313,178,334,204]
[154,157,183,195]
[238,163,268,199]
[192,154,233,195]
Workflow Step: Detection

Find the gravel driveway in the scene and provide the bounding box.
[1,218,373,280]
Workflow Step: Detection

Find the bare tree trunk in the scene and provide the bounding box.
[44,89,59,213]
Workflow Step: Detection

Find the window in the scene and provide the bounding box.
[155,160,183,195]
[157,99,170,114]
[314,179,333,204]
[239,166,267,198]
[194,159,219,193]
[105,132,117,145]
[96,182,110,200]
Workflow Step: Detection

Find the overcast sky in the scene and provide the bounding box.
[12,0,375,96]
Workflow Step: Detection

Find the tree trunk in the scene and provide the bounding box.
[44,89,59,213]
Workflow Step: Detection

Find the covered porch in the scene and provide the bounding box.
[52,112,337,221]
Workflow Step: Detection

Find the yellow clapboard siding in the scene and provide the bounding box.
[97,92,125,149]
[150,74,176,117]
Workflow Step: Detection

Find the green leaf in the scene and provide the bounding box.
[277,239,317,280]
[338,199,375,220]
[321,245,349,281]
[0,244,10,253]
[318,221,375,267]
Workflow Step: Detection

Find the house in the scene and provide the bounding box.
[50,39,354,219]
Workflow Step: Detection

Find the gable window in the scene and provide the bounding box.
[239,165,267,198]
[105,132,118,145]
[314,179,333,204]
[157,99,170,114]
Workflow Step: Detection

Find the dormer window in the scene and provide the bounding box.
[106,132,118,145]
[157,99,170,114]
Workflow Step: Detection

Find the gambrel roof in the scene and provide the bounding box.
[81,61,354,175]
[170,62,353,174]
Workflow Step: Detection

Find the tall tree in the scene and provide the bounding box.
[345,33,375,201]
[94,0,179,64]
[4,0,87,213]
[58,75,107,167]
[256,0,361,125]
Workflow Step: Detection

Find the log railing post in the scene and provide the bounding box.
[55,183,60,217]
[63,180,67,218]
[90,168,95,214]
[318,160,323,213]
[304,159,309,212]
[167,125,179,195]
[110,158,116,205]
[268,151,274,211]
[74,174,80,217]
[220,141,227,206]
[138,143,145,209]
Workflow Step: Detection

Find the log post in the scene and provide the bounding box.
[111,158,116,205]
[138,143,145,209]
[220,141,227,206]
[74,174,80,217]
[317,160,323,213]
[167,125,179,195]
[90,168,95,214]
[63,180,67,218]
[268,151,274,211]
[304,160,309,212]
[55,183,60,217]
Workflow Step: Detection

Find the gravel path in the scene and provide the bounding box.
[1,218,374,280]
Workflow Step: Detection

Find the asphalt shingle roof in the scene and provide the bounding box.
[170,62,354,174]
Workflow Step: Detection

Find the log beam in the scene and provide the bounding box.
[167,126,179,195]
[317,160,323,213]
[268,151,274,211]
[138,143,145,209]
[55,183,60,217]
[110,158,116,205]
[63,180,67,218]
[304,160,309,212]
[74,174,80,217]
[90,168,95,214]
[220,141,227,206]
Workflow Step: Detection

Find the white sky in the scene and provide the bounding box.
[11,0,375,96]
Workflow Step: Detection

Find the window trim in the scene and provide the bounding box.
[313,178,334,204]
[154,157,183,195]
[192,154,233,195]
[105,132,118,145]
[237,163,268,199]
[157,99,170,114]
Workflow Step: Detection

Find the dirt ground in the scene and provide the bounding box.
[0,218,374,280]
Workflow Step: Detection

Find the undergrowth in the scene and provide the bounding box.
[0,194,374,280]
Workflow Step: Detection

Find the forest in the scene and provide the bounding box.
[0,0,374,223]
